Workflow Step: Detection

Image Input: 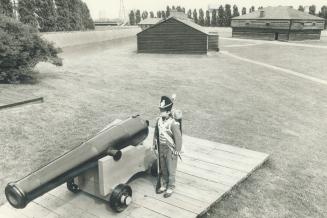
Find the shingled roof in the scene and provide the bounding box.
[138,16,209,35]
[233,6,325,20]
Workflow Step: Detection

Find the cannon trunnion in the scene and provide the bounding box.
[5,116,151,212]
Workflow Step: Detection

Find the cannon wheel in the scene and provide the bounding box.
[110,184,132,213]
[150,160,158,177]
[66,179,80,193]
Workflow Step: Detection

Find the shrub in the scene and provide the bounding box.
[0,0,14,17]
[0,15,62,83]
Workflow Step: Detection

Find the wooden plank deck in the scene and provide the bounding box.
[0,131,269,218]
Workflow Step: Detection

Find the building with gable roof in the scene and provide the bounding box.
[137,12,219,54]
[231,6,325,41]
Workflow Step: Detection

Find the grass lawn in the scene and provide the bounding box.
[1,37,327,217]
[223,42,327,81]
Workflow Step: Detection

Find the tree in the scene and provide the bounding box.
[249,6,255,13]
[198,9,204,26]
[129,10,135,25]
[149,11,154,18]
[34,0,57,32]
[166,6,170,17]
[0,0,13,17]
[232,5,240,17]
[211,9,217,26]
[0,14,62,83]
[224,4,232,26]
[298,5,305,12]
[161,11,166,19]
[67,0,83,31]
[242,7,246,15]
[187,9,192,19]
[319,6,327,29]
[80,2,94,30]
[18,0,38,28]
[309,5,316,15]
[218,5,224,26]
[258,6,263,10]
[156,11,161,18]
[135,9,141,24]
[176,6,182,12]
[172,6,175,11]
[193,9,198,24]
[204,10,210,26]
[55,0,71,31]
[141,11,148,20]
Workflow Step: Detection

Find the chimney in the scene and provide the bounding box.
[259,10,265,18]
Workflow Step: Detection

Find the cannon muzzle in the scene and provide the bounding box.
[5,116,149,209]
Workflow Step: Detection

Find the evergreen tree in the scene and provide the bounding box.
[204,10,210,26]
[0,0,13,17]
[161,11,166,19]
[211,9,217,26]
[187,9,192,19]
[67,0,83,30]
[242,7,246,15]
[176,6,182,12]
[182,7,185,13]
[172,6,175,10]
[309,5,316,15]
[135,9,141,24]
[224,4,232,26]
[18,0,38,28]
[156,11,161,18]
[149,11,154,18]
[166,6,170,17]
[81,2,94,30]
[298,5,305,12]
[258,6,263,10]
[319,6,327,28]
[55,0,71,31]
[249,6,255,13]
[141,11,148,20]
[232,5,240,17]
[198,9,204,26]
[129,10,135,25]
[193,9,198,24]
[218,5,224,26]
[34,0,57,32]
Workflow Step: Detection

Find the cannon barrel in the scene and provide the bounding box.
[5,116,149,209]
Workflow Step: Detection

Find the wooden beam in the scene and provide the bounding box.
[0,97,44,110]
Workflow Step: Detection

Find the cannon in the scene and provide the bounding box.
[5,116,155,212]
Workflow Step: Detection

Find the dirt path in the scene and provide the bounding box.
[220,50,327,86]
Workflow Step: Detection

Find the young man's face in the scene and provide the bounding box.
[159,108,170,118]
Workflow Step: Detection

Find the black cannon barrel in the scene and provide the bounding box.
[5,116,149,209]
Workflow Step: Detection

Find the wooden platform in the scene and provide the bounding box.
[0,132,269,218]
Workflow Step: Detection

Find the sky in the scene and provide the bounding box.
[83,0,327,20]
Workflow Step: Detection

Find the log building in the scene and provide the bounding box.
[231,6,325,41]
[137,15,219,54]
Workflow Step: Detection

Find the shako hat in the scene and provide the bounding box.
[159,96,173,111]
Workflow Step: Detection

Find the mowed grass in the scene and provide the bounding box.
[223,41,327,81]
[0,37,327,218]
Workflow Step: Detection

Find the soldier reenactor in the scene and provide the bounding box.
[153,95,183,198]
